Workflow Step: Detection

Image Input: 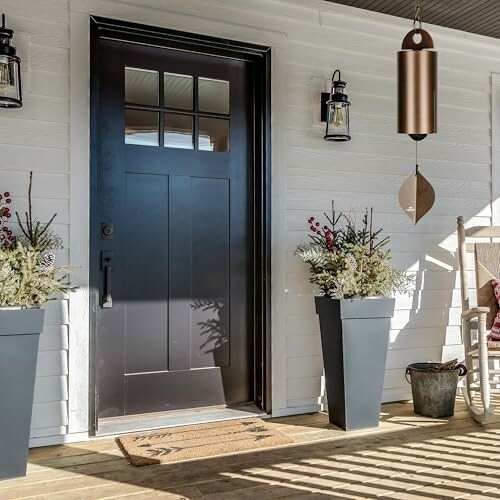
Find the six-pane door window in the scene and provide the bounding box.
[125,67,230,152]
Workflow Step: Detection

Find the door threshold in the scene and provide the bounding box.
[96,403,266,437]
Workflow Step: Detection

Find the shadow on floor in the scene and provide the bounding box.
[5,413,499,499]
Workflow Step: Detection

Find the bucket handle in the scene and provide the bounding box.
[405,364,468,384]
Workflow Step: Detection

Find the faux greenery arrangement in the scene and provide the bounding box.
[0,173,72,308]
[296,203,413,299]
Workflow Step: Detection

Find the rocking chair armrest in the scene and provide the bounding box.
[461,307,490,320]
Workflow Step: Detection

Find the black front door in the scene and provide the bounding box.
[91,35,255,419]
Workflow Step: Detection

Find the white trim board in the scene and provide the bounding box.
[492,72,500,226]
[271,404,322,418]
[68,10,91,436]
[29,432,89,449]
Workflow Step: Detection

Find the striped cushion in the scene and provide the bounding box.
[491,279,500,341]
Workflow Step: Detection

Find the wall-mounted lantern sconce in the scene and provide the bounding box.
[0,14,22,108]
[321,70,351,142]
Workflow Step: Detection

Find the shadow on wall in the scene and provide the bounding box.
[386,211,498,397]
[293,210,493,407]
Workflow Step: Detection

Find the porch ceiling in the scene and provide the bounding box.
[326,0,500,40]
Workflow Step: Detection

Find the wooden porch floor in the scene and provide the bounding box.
[1,397,500,500]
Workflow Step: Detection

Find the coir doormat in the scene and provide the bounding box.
[117,417,294,466]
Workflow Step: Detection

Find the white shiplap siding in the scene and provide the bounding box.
[280,0,494,407]
[0,0,70,441]
[1,0,498,443]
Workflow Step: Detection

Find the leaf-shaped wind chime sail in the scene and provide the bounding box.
[399,164,435,224]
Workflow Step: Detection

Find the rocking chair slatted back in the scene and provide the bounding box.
[458,217,500,315]
[474,244,500,329]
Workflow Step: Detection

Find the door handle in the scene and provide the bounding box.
[101,251,114,308]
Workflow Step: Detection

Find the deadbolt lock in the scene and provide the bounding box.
[101,223,114,240]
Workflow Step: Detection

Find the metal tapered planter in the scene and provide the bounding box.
[315,297,395,431]
[0,308,44,480]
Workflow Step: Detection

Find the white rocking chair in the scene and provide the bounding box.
[457,216,500,423]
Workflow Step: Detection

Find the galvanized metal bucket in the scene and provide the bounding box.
[405,362,467,418]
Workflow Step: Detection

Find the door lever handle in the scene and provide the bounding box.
[101,251,114,309]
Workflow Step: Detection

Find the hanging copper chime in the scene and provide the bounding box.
[398,0,437,224]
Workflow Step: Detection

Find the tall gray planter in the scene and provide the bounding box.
[315,297,395,431]
[0,308,45,480]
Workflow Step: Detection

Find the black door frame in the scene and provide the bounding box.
[89,16,272,434]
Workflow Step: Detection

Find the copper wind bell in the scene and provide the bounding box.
[397,0,437,224]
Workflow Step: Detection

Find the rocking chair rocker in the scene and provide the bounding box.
[457,216,500,423]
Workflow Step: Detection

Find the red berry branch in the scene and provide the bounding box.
[0,191,15,249]
[307,216,340,253]
[306,201,347,254]
[305,203,389,257]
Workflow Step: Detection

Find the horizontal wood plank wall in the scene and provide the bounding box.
[1,0,497,443]
[279,0,495,409]
[0,0,70,442]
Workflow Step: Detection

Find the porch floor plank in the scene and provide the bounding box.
[0,397,499,499]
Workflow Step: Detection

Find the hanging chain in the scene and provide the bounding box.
[415,141,419,175]
[413,0,424,176]
[413,0,422,31]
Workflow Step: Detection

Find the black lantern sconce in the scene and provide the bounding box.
[0,14,22,108]
[321,70,351,142]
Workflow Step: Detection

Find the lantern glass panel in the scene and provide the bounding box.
[0,55,21,107]
[325,101,350,140]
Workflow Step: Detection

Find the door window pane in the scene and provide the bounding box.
[164,113,194,149]
[164,73,193,110]
[199,78,229,115]
[199,117,229,152]
[125,109,159,146]
[125,67,158,106]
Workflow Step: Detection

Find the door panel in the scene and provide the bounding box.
[124,173,169,374]
[189,177,230,369]
[167,176,230,372]
[92,38,254,419]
